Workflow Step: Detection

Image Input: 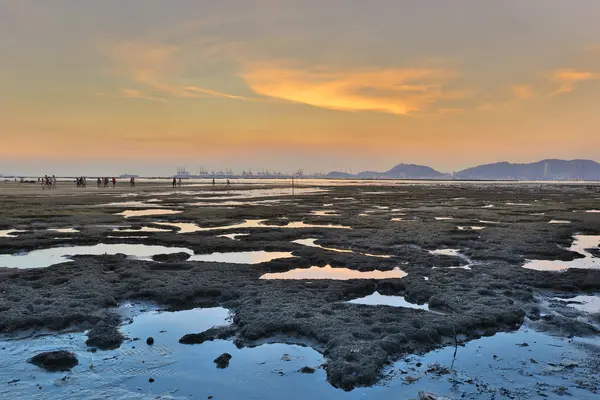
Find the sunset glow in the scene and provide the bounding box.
[1,0,599,175]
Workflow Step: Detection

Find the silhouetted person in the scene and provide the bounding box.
[112,177,116,187]
[178,178,182,187]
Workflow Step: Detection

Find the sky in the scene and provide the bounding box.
[1,0,600,176]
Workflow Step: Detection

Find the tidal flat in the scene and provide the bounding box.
[0,180,599,399]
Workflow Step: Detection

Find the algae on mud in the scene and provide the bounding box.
[0,180,600,394]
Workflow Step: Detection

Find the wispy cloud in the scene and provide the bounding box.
[550,69,600,95]
[512,84,535,100]
[108,42,251,101]
[240,62,468,115]
[120,89,167,102]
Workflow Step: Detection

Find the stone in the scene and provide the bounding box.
[29,351,78,372]
[214,353,232,369]
[85,320,124,350]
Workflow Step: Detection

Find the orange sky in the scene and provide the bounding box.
[1,0,600,175]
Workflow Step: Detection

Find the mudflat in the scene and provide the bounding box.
[0,180,599,392]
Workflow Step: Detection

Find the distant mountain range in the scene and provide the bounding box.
[326,159,600,181]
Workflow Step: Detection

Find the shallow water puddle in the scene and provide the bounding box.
[98,201,165,208]
[275,221,351,229]
[506,202,532,206]
[553,295,600,313]
[434,217,453,221]
[190,251,295,264]
[0,305,347,400]
[429,249,472,270]
[478,220,499,224]
[293,238,391,258]
[260,265,407,280]
[218,233,250,240]
[113,226,172,233]
[48,228,80,233]
[548,220,571,224]
[387,327,599,400]
[118,209,182,218]
[189,199,285,207]
[310,210,339,216]
[1,312,598,399]
[154,222,205,233]
[347,291,429,310]
[457,226,485,231]
[0,244,194,269]
[522,235,600,271]
[586,210,600,213]
[0,229,24,237]
[482,204,494,208]
[391,217,415,222]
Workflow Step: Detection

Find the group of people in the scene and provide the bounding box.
[39,175,57,189]
[96,177,116,188]
[172,177,183,188]
[38,176,235,190]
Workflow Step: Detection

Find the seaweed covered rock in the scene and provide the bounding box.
[179,326,236,345]
[29,350,78,371]
[85,320,124,350]
[214,353,232,369]
[152,252,191,262]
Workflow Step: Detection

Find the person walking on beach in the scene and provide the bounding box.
[172,177,177,188]
[112,177,116,188]
[97,177,101,188]
[226,178,230,187]
[178,178,182,187]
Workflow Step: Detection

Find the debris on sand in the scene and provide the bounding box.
[29,351,78,372]
[214,353,232,369]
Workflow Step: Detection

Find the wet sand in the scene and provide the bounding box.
[0,180,599,393]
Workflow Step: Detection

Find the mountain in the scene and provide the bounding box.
[455,159,600,180]
[326,159,600,180]
[328,163,446,179]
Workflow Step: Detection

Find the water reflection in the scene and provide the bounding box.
[457,226,485,230]
[522,235,600,271]
[118,209,182,218]
[0,244,194,269]
[49,228,80,233]
[190,251,295,264]
[218,233,250,240]
[553,295,600,313]
[260,265,407,280]
[0,229,23,237]
[347,291,429,310]
[113,226,171,233]
[548,220,571,224]
[293,238,391,258]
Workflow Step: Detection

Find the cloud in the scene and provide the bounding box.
[512,84,535,100]
[120,89,167,102]
[109,42,250,101]
[551,69,600,95]
[240,63,468,115]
